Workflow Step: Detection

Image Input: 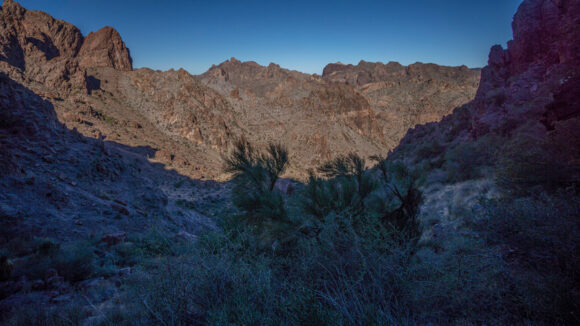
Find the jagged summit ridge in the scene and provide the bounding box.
[0,0,481,178]
[0,0,132,79]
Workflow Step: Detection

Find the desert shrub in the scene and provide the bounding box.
[34,238,61,256]
[127,230,279,325]
[224,138,292,244]
[53,242,95,282]
[415,140,445,159]
[290,221,414,325]
[370,160,423,241]
[301,153,377,224]
[444,134,498,183]
[301,171,366,223]
[318,153,377,208]
[12,239,95,283]
[473,195,580,324]
[496,132,573,192]
[124,216,417,325]
[408,236,516,324]
[131,231,178,257]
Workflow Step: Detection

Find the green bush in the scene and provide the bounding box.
[53,242,95,283]
[496,133,572,192]
[224,138,293,246]
[301,153,377,221]
[370,160,423,241]
[415,140,445,159]
[444,134,498,183]
[473,196,580,324]
[408,236,516,324]
[12,239,95,283]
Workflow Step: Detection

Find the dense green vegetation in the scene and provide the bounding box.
[3,135,579,325]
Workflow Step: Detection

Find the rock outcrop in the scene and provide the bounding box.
[0,0,132,96]
[119,67,237,149]
[469,0,580,136]
[397,0,580,150]
[79,26,132,71]
[0,0,86,93]
[391,0,580,225]
[0,0,484,179]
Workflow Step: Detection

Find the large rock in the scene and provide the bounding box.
[0,0,86,93]
[396,0,580,160]
[78,26,132,71]
[471,0,580,133]
[0,0,133,95]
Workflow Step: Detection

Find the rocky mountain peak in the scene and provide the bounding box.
[2,0,24,14]
[0,0,133,76]
[472,0,580,129]
[78,26,133,71]
[507,0,579,73]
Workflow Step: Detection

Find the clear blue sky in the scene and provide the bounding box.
[16,0,522,74]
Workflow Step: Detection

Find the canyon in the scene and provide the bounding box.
[1,0,579,323]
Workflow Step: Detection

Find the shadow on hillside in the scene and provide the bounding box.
[0,71,228,239]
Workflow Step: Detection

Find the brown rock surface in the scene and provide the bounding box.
[323,61,481,148]
[78,26,132,71]
[0,0,483,181]
[469,0,580,136]
[0,0,86,93]
[199,58,386,175]
[395,0,580,169]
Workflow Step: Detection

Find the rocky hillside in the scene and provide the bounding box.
[0,0,578,323]
[199,59,385,175]
[0,0,482,179]
[323,61,480,148]
[0,0,227,248]
[390,0,580,228]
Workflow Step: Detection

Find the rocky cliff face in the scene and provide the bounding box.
[78,26,133,71]
[323,61,481,148]
[391,0,580,229]
[0,0,220,241]
[119,67,238,149]
[398,0,580,155]
[470,0,580,136]
[0,0,86,94]
[0,0,132,96]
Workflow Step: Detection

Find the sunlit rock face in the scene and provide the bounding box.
[322,60,481,149]
[78,26,133,71]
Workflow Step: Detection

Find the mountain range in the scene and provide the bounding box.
[1,0,579,323]
[0,0,480,179]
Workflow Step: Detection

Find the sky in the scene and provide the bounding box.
[16,0,523,74]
